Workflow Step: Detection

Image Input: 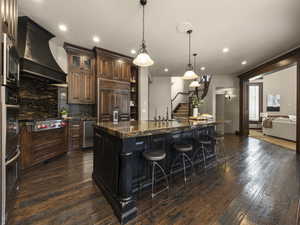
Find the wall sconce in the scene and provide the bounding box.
[225,91,233,100]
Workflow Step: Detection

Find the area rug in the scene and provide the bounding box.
[249,129,296,151]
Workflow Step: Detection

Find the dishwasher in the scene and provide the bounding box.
[82,120,96,149]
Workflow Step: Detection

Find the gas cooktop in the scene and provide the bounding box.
[33,119,66,132]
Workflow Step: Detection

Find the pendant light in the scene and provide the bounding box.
[182,30,198,80]
[189,53,201,88]
[133,0,154,67]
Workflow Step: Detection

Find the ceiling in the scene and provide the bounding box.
[20,0,300,76]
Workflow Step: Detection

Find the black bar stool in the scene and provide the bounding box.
[192,139,207,169]
[214,133,226,162]
[193,135,215,169]
[170,143,194,184]
[143,151,169,198]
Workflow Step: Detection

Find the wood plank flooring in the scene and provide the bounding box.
[7,135,300,225]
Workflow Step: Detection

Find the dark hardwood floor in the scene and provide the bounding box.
[8,135,300,225]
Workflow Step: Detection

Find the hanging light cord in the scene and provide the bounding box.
[142,4,145,44]
[188,31,191,65]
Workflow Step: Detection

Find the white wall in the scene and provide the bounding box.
[149,76,172,120]
[171,77,188,110]
[263,65,297,115]
[148,74,240,133]
[138,67,149,120]
[216,94,225,134]
[201,75,240,133]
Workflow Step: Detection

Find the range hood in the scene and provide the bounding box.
[17,16,67,83]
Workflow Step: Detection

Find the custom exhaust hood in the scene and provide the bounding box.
[17,16,67,83]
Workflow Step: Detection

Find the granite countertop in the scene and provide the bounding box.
[95,120,222,138]
[63,116,97,121]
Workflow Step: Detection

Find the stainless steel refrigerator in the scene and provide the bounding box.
[1,33,20,225]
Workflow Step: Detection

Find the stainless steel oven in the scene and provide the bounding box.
[2,33,19,88]
[4,104,19,161]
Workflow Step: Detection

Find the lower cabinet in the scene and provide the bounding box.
[20,126,68,170]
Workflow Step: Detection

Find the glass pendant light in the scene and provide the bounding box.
[189,53,200,87]
[182,30,198,80]
[133,0,154,67]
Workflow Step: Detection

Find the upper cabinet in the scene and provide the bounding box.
[1,0,18,43]
[95,48,132,82]
[64,43,96,104]
[69,54,93,72]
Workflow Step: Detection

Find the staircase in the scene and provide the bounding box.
[173,103,189,119]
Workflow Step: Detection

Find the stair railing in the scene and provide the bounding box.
[171,91,194,119]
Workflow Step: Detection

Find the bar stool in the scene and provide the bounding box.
[193,135,214,169]
[214,133,226,162]
[192,139,207,169]
[143,151,169,199]
[170,143,194,184]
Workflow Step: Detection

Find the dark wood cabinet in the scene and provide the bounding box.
[62,45,138,121]
[1,0,18,43]
[95,47,136,122]
[64,43,96,104]
[20,126,68,170]
[82,70,96,104]
[95,48,132,82]
[98,85,130,122]
[67,71,81,104]
[114,90,130,121]
[97,53,114,80]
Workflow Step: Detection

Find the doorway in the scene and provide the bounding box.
[247,66,297,150]
[239,48,300,153]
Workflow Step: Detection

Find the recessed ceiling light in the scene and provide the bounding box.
[200,67,206,71]
[164,68,169,72]
[222,47,229,53]
[93,36,100,43]
[58,24,67,32]
[131,49,136,54]
[241,60,247,65]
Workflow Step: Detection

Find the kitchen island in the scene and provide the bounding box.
[93,120,220,224]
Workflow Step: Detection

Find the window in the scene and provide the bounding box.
[249,85,260,121]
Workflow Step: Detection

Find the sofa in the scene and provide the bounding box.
[262,115,296,141]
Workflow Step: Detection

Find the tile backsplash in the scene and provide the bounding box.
[19,76,58,120]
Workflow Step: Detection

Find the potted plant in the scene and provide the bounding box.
[191,96,204,117]
[60,107,68,119]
